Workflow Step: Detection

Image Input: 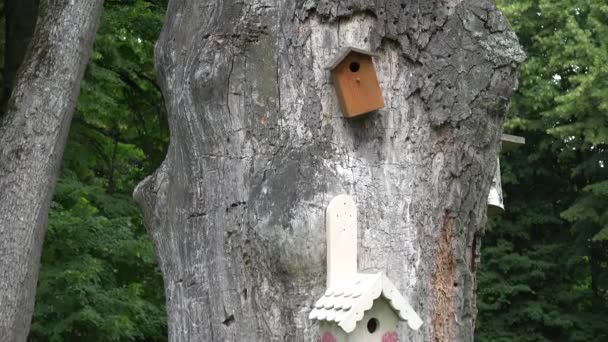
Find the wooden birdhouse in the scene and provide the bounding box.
[326,47,385,118]
[487,134,525,215]
[309,195,422,342]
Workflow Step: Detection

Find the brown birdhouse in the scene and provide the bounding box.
[326,47,385,118]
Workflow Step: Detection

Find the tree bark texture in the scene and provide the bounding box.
[2,0,39,113]
[0,1,103,340]
[135,1,524,341]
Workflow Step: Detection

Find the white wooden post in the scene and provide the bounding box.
[326,194,358,288]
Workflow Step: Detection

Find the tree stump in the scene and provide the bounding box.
[135,1,524,341]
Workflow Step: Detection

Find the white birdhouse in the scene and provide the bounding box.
[309,195,422,342]
[487,134,525,215]
[487,156,505,215]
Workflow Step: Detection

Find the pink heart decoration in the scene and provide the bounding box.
[382,331,399,342]
[320,332,336,342]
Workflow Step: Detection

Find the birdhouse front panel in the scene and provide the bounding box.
[332,52,385,118]
[318,298,399,342]
[348,298,399,342]
[319,322,346,342]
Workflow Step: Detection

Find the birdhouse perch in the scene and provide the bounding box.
[309,195,422,341]
[326,47,385,118]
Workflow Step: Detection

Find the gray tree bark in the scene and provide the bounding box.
[0,1,104,340]
[135,0,524,341]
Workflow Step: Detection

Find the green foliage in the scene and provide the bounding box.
[30,175,166,342]
[78,0,167,174]
[28,1,169,341]
[477,1,608,341]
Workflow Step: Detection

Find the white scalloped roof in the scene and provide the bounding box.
[308,273,423,333]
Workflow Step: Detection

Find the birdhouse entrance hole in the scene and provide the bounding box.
[367,318,379,333]
[349,62,360,72]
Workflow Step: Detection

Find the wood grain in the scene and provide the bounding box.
[332,53,385,118]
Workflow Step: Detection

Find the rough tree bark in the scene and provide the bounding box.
[0,1,104,340]
[135,1,524,341]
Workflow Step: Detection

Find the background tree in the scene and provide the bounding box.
[477,1,608,341]
[0,1,104,340]
[135,0,523,341]
[27,1,169,341]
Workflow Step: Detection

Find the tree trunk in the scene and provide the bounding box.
[0,1,103,340]
[1,0,39,114]
[135,1,523,341]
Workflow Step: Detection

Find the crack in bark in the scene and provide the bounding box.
[222,314,235,326]
[431,210,456,342]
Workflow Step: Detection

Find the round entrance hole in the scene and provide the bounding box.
[349,61,361,72]
[367,318,379,333]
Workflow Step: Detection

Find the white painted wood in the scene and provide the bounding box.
[312,196,423,335]
[488,134,525,214]
[348,298,397,342]
[380,275,423,330]
[326,194,358,288]
[320,322,347,342]
[487,157,504,214]
[309,273,423,333]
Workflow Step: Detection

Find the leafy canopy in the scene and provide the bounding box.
[29,1,169,341]
[477,1,608,341]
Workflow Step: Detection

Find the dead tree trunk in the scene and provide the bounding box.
[0,1,103,340]
[135,1,523,341]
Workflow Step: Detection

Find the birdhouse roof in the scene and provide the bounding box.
[325,46,380,70]
[308,273,423,333]
[501,134,525,153]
